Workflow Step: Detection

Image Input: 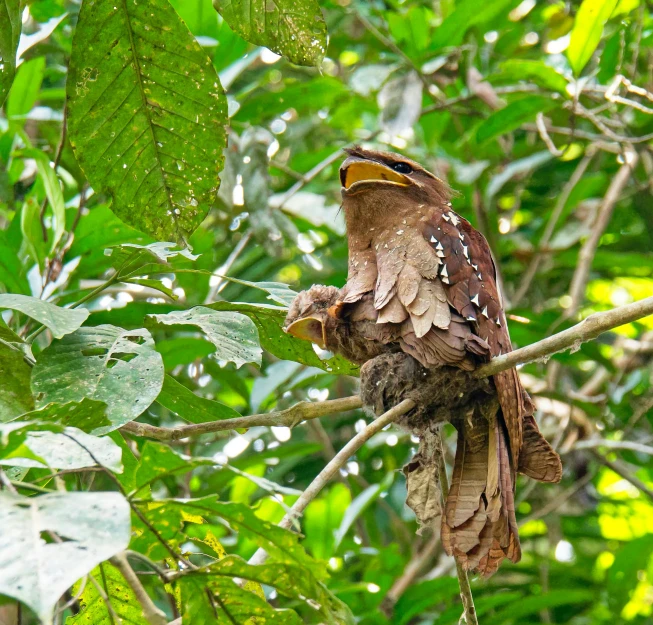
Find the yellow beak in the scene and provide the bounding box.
[342,159,411,190]
[285,316,327,349]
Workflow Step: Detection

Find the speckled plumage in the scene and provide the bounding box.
[285,147,562,577]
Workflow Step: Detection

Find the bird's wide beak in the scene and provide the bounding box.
[340,157,411,191]
[284,316,327,349]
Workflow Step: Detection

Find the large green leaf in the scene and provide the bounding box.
[567,0,619,75]
[212,0,327,67]
[68,562,150,625]
[31,325,164,433]
[0,0,22,107]
[157,374,241,423]
[476,96,559,144]
[0,491,131,623]
[67,0,227,242]
[0,294,89,339]
[207,301,359,376]
[146,307,262,368]
[1,426,123,472]
[0,344,34,421]
[486,589,594,624]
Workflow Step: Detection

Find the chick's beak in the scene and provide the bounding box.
[285,316,327,349]
[340,157,411,191]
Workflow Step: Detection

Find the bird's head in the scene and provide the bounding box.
[339,147,451,215]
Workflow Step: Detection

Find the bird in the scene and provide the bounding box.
[285,146,562,577]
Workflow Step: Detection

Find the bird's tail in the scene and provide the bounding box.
[441,403,521,578]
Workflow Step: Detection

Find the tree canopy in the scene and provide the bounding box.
[1,0,653,624]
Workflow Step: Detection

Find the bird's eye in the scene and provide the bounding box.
[391,162,413,174]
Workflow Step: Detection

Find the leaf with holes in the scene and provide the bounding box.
[67,0,227,242]
[14,399,111,433]
[212,0,327,67]
[146,307,262,368]
[1,425,123,472]
[0,491,131,623]
[0,294,89,339]
[31,325,164,434]
[0,0,22,107]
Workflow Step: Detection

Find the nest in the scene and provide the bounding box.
[359,351,495,435]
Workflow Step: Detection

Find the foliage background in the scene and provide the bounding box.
[1,0,653,623]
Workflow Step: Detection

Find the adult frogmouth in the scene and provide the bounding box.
[286,147,562,576]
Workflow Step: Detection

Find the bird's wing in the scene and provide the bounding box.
[421,207,525,465]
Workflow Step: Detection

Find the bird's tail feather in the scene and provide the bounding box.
[442,404,520,577]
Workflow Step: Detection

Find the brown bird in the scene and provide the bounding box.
[286,147,561,576]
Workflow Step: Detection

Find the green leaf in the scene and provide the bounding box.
[21,196,47,272]
[0,294,89,339]
[0,491,131,623]
[155,337,216,369]
[216,277,298,307]
[492,60,569,96]
[157,374,241,423]
[134,440,196,493]
[146,307,262,368]
[567,0,619,75]
[430,0,519,51]
[68,562,150,625]
[0,343,34,422]
[67,0,227,242]
[207,301,359,376]
[31,325,165,433]
[212,0,326,67]
[6,56,45,118]
[179,574,302,624]
[14,399,112,433]
[208,556,355,624]
[18,148,66,250]
[1,426,123,472]
[476,96,559,144]
[0,0,22,107]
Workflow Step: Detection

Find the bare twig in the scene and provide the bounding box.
[562,149,638,321]
[204,230,252,304]
[572,438,653,456]
[121,396,363,441]
[436,432,478,625]
[248,398,415,566]
[110,552,167,625]
[475,296,653,378]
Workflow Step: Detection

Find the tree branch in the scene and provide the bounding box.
[121,396,363,441]
[474,296,653,378]
[110,552,168,625]
[248,398,416,566]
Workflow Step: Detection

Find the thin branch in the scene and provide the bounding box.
[247,398,415,566]
[204,230,252,304]
[474,296,653,378]
[110,552,167,625]
[572,438,653,456]
[121,396,363,441]
[436,432,478,625]
[562,149,638,320]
